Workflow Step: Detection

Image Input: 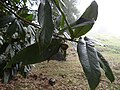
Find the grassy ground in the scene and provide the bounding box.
[0,34,120,90]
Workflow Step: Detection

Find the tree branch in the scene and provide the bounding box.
[0,1,78,43]
[53,34,78,43]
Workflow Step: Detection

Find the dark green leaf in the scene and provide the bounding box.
[77,38,101,90]
[39,0,54,48]
[73,22,94,38]
[97,52,115,82]
[0,15,15,28]
[0,61,6,78]
[81,1,98,21]
[5,20,17,38]
[60,18,94,35]
[0,43,9,55]
[72,1,98,38]
[5,39,62,68]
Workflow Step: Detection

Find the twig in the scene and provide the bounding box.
[0,1,40,29]
[53,34,78,43]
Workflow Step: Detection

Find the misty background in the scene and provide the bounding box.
[76,0,120,36]
[27,0,120,36]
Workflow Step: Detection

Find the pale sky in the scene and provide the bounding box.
[76,0,120,36]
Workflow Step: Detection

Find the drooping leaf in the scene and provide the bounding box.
[77,38,101,90]
[39,0,54,48]
[97,51,115,82]
[5,39,62,68]
[0,15,15,28]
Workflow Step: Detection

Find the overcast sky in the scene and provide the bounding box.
[76,0,120,36]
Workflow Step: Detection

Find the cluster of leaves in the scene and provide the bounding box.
[0,0,115,90]
[0,0,35,83]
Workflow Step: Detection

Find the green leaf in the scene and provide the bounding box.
[73,1,98,38]
[97,52,115,82]
[0,15,15,28]
[81,1,98,21]
[77,38,101,90]
[5,20,18,38]
[25,14,33,21]
[20,14,33,21]
[39,0,54,48]
[5,39,62,68]
[60,18,94,35]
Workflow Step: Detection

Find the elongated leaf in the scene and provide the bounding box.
[73,1,98,38]
[97,51,115,82]
[81,1,98,20]
[73,23,94,38]
[0,15,15,28]
[5,39,62,68]
[5,20,18,38]
[77,38,101,90]
[39,0,54,48]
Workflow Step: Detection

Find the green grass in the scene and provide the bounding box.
[88,34,120,62]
